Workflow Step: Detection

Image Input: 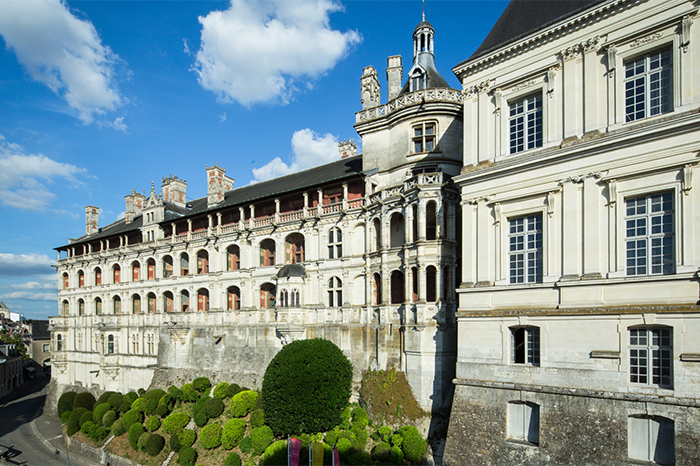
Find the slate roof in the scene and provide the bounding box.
[458,0,607,66]
[32,320,51,340]
[58,155,364,250]
[277,264,308,279]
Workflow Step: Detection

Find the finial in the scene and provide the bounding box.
[422,0,425,21]
[151,181,155,193]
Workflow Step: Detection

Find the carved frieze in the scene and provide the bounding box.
[558,36,600,61]
[629,32,663,48]
[557,172,602,186]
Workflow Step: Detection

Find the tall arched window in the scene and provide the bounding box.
[227,286,241,311]
[373,273,382,305]
[373,218,382,251]
[95,297,102,315]
[227,245,240,271]
[78,270,85,288]
[390,213,405,248]
[147,259,156,280]
[411,266,419,303]
[412,204,419,242]
[292,289,300,307]
[78,299,85,316]
[147,293,156,313]
[426,201,437,240]
[163,255,173,278]
[286,233,305,263]
[391,271,404,304]
[113,296,121,314]
[197,250,209,274]
[180,290,190,312]
[163,292,174,313]
[132,294,141,314]
[107,334,114,354]
[426,265,437,302]
[62,300,69,316]
[280,289,289,308]
[328,277,342,307]
[328,228,342,259]
[260,283,276,309]
[197,289,209,311]
[180,253,189,276]
[260,239,276,267]
[57,334,62,351]
[94,267,102,286]
[113,264,121,284]
[62,273,69,289]
[132,261,141,281]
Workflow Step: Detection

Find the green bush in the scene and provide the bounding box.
[181,383,200,402]
[353,429,369,449]
[230,390,258,418]
[213,382,230,399]
[159,393,174,409]
[121,408,143,431]
[378,426,393,442]
[200,423,222,449]
[226,383,242,398]
[251,425,274,455]
[193,408,208,427]
[111,419,126,436]
[390,433,403,447]
[94,426,109,442]
[178,429,196,449]
[97,391,116,406]
[178,446,197,466]
[351,407,369,430]
[262,339,352,436]
[138,432,152,451]
[336,438,353,460]
[347,449,372,465]
[81,421,97,439]
[156,404,169,417]
[222,418,246,449]
[239,436,253,454]
[80,410,93,427]
[61,411,72,424]
[145,433,165,456]
[102,410,117,428]
[260,440,287,466]
[73,392,96,411]
[67,407,87,436]
[138,388,146,396]
[250,408,265,428]
[324,429,339,447]
[162,412,190,433]
[399,426,427,463]
[372,442,391,462]
[92,403,111,425]
[145,415,161,432]
[131,397,145,412]
[224,451,242,466]
[170,432,182,453]
[120,392,138,413]
[205,397,225,419]
[390,445,404,464]
[128,423,145,450]
[58,391,77,417]
[168,385,182,401]
[108,392,123,409]
[192,377,212,394]
[142,389,166,415]
[339,406,352,429]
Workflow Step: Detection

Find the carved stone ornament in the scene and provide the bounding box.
[493,88,503,115]
[558,172,602,186]
[103,367,120,380]
[491,202,502,225]
[558,36,599,62]
[608,179,617,206]
[547,191,558,218]
[510,79,537,93]
[682,15,693,53]
[683,164,694,195]
[630,32,663,48]
[361,66,381,110]
[546,68,557,98]
[606,46,617,77]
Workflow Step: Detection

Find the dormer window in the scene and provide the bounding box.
[410,71,426,92]
[412,121,436,153]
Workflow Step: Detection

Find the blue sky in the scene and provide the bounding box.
[0,0,507,320]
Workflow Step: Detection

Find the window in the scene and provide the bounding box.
[373,273,382,305]
[132,261,140,281]
[43,344,49,352]
[328,277,342,307]
[180,290,190,312]
[180,253,189,276]
[107,334,114,354]
[426,266,436,302]
[412,121,436,153]
[426,202,437,240]
[164,292,174,313]
[286,234,304,264]
[147,293,156,314]
[197,289,209,311]
[163,255,173,278]
[57,334,62,352]
[78,271,84,288]
[227,245,240,271]
[508,402,539,445]
[410,70,426,92]
[147,259,155,280]
[113,296,121,314]
[511,327,540,366]
[62,300,69,316]
[328,228,342,259]
[260,283,276,309]
[78,299,85,316]
[227,286,241,311]
[509,94,542,154]
[260,239,276,266]
[626,192,674,276]
[147,334,154,355]
[625,48,672,122]
[197,250,209,274]
[113,265,120,284]
[95,298,102,315]
[630,327,672,388]
[94,268,102,286]
[509,214,543,284]
[62,273,69,289]
[390,271,404,304]
[390,213,405,248]
[628,416,674,465]
[132,294,141,314]
[132,334,139,354]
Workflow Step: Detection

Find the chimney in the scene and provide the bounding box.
[338,139,358,159]
[85,205,99,235]
[361,66,380,110]
[206,163,235,208]
[125,189,146,224]
[161,174,187,209]
[386,55,403,101]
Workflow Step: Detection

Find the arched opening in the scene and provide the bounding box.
[373,273,382,305]
[62,273,69,290]
[328,227,342,259]
[57,334,62,351]
[94,267,102,286]
[411,266,419,303]
[292,289,300,307]
[196,250,209,274]
[107,334,114,354]
[328,277,342,307]
[163,291,174,313]
[113,295,121,314]
[373,218,382,251]
[412,204,419,242]
[197,289,209,311]
[132,261,141,281]
[260,283,276,309]
[78,270,85,288]
[147,292,156,313]
[61,300,69,316]
[426,265,437,302]
[163,255,173,278]
[391,271,405,304]
[147,258,156,280]
[132,294,141,314]
[227,245,240,271]
[95,297,102,315]
[180,290,190,312]
[78,299,85,316]
[113,264,121,284]
[180,253,189,276]
[426,201,437,240]
[280,289,289,308]
[285,233,305,264]
[260,239,276,267]
[390,213,405,248]
[227,286,240,311]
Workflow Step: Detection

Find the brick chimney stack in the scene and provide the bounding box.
[206,163,234,208]
[85,206,99,235]
[386,55,403,101]
[161,174,187,209]
[124,189,146,224]
[338,139,358,159]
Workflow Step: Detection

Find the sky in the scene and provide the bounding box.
[0,0,508,320]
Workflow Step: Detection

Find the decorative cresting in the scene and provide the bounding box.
[367,171,446,206]
[355,88,463,123]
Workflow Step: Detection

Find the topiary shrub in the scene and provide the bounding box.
[168,385,182,401]
[107,392,123,410]
[181,383,200,402]
[138,388,146,396]
[162,412,190,434]
[230,390,258,418]
[170,432,182,453]
[142,389,166,415]
[92,403,111,425]
[128,423,145,450]
[262,339,352,436]
[58,391,77,417]
[121,408,143,431]
[239,436,253,454]
[251,425,274,455]
[67,407,87,436]
[390,433,403,448]
[73,392,96,411]
[351,407,369,430]
[250,408,265,428]
[80,410,93,427]
[226,383,242,398]
[224,451,242,466]
[93,426,109,443]
[378,426,393,442]
[155,404,169,417]
[178,446,197,466]
[131,397,145,412]
[260,440,287,466]
[213,382,230,399]
[205,397,225,419]
[222,418,246,449]
[81,421,97,439]
[102,410,117,428]
[159,393,174,410]
[137,432,152,452]
[120,392,138,413]
[61,411,72,424]
[97,391,116,406]
[178,428,196,449]
[324,429,340,447]
[398,426,427,463]
[200,423,222,449]
[372,442,391,462]
[339,406,352,429]
[336,438,353,461]
[347,449,372,465]
[145,415,161,432]
[111,419,126,436]
[145,433,165,456]
[193,407,208,427]
[390,445,404,464]
[192,377,212,394]
[353,429,369,449]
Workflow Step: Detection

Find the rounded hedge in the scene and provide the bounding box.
[138,388,146,396]
[205,397,225,419]
[169,432,182,453]
[230,390,258,418]
[103,410,117,428]
[167,385,182,400]
[145,433,165,456]
[224,451,242,466]
[213,382,229,399]
[61,411,72,424]
[128,423,145,450]
[192,377,211,394]
[251,425,274,455]
[73,392,96,411]
[107,392,123,409]
[97,391,116,406]
[389,445,404,464]
[58,391,77,417]
[111,419,126,436]
[145,415,161,432]
[372,442,391,462]
[193,407,208,427]
[250,408,265,428]
[137,432,152,452]
[239,436,253,453]
[155,404,169,417]
[226,383,242,398]
[200,423,222,449]
[93,403,111,425]
[178,429,196,449]
[162,412,190,434]
[67,407,87,436]
[222,418,246,449]
[178,446,197,466]
[80,410,93,427]
[260,440,287,466]
[262,338,352,436]
[336,438,353,460]
[351,407,369,430]
[378,426,393,442]
[121,408,143,431]
[398,426,427,463]
[143,389,166,415]
[181,383,199,402]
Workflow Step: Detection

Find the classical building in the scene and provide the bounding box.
[31,320,51,373]
[444,0,700,465]
[50,19,461,415]
[0,344,24,400]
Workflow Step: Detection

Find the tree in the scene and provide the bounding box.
[0,332,28,359]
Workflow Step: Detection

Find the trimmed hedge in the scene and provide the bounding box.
[128,423,145,450]
[111,419,126,436]
[192,377,211,394]
[205,397,225,419]
[167,385,182,401]
[262,338,352,436]
[142,389,165,415]
[79,410,93,427]
[107,392,123,409]
[398,426,427,463]
[61,411,72,424]
[93,403,111,425]
[137,432,151,452]
[67,407,87,436]
[145,415,161,432]
[161,412,190,434]
[213,382,229,399]
[222,418,246,449]
[372,442,391,462]
[121,408,143,431]
[178,429,196,449]
[230,390,258,418]
[239,436,253,453]
[169,432,182,453]
[97,391,116,406]
[145,433,165,456]
[58,391,77,417]
[351,407,369,430]
[251,425,274,455]
[103,410,117,428]
[226,383,242,398]
[250,408,265,428]
[260,440,287,466]
[224,451,242,466]
[73,392,96,411]
[181,383,199,402]
[200,423,222,449]
[390,445,404,464]
[178,446,197,466]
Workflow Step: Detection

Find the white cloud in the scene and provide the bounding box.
[0,291,56,301]
[0,0,122,124]
[194,0,361,106]
[10,276,56,291]
[252,128,339,182]
[183,38,191,56]
[100,116,127,132]
[0,135,86,211]
[0,253,55,277]
[218,112,227,123]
